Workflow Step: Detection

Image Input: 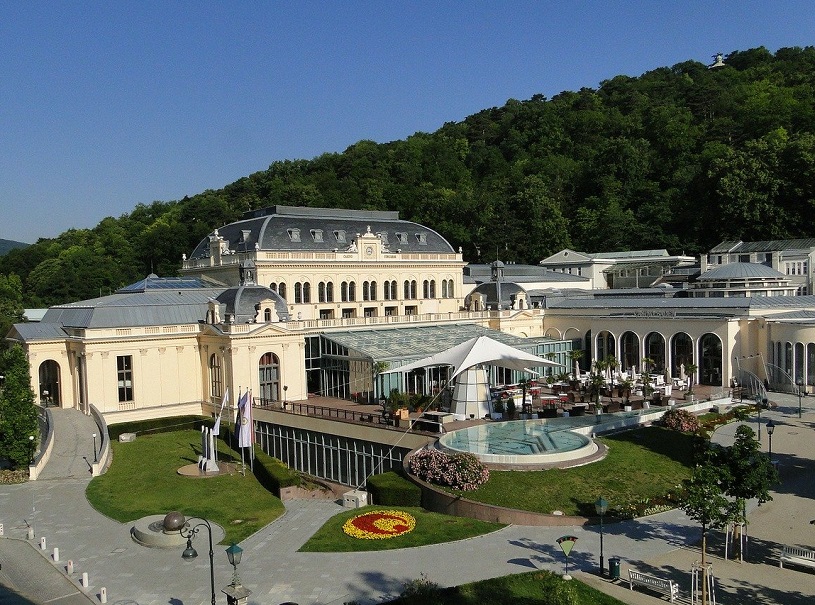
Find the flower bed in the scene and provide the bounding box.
[342,509,416,540]
[409,448,489,491]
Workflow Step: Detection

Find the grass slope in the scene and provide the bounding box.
[86,430,285,543]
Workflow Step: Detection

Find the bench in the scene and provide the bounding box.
[779,545,815,571]
[628,569,679,602]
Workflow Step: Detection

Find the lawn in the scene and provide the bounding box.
[85,429,285,543]
[299,506,504,552]
[445,427,698,518]
[385,568,627,605]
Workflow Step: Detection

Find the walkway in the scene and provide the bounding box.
[0,397,813,604]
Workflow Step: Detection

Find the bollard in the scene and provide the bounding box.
[81,571,89,588]
[67,560,74,574]
[100,587,108,603]
[40,536,46,550]
[27,527,34,540]
[53,547,59,562]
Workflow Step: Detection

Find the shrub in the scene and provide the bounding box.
[107,415,208,440]
[409,448,489,491]
[251,448,303,495]
[0,469,28,484]
[400,573,441,599]
[367,471,422,507]
[660,408,699,433]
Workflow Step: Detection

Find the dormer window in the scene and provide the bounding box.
[311,229,324,242]
[287,228,301,242]
[396,232,408,244]
[415,233,427,245]
[333,230,346,243]
[379,232,389,244]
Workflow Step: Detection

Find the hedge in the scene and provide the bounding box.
[367,471,422,507]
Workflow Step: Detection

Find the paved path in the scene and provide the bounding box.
[1,398,814,604]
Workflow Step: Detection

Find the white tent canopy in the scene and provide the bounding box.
[383,335,561,381]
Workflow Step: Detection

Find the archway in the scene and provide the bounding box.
[38,360,61,407]
[258,352,281,402]
[699,334,723,386]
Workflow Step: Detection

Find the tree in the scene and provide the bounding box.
[0,273,24,337]
[679,457,738,605]
[721,425,779,553]
[0,344,39,469]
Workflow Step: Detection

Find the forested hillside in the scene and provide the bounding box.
[3,46,815,310]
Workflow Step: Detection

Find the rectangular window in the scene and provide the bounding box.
[117,355,134,402]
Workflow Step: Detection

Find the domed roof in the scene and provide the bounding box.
[216,285,289,323]
[467,281,527,309]
[698,262,785,281]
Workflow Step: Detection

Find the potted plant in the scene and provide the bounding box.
[506,398,517,420]
[492,398,505,420]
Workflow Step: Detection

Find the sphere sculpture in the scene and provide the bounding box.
[163,511,186,533]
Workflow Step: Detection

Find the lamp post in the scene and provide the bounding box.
[595,496,608,576]
[766,419,775,460]
[797,379,804,418]
[92,433,98,464]
[754,394,762,442]
[283,385,288,410]
[223,542,251,605]
[181,517,216,605]
[28,435,35,465]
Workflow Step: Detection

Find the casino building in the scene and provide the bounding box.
[8,206,815,426]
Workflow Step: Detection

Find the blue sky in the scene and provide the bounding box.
[2,1,814,243]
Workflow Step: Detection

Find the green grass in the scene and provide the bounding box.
[299,505,504,552]
[85,430,285,543]
[387,569,627,605]
[444,427,697,517]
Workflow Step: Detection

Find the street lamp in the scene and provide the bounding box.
[225,542,243,585]
[797,379,804,418]
[283,385,288,410]
[28,435,35,465]
[92,433,98,464]
[754,394,762,442]
[180,517,216,605]
[766,419,775,460]
[595,496,608,576]
[223,542,251,605]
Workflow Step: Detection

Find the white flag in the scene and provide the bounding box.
[212,387,229,436]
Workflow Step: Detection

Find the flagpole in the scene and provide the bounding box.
[249,389,255,472]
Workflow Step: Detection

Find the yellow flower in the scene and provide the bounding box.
[342,509,416,540]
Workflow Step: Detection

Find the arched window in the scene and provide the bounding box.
[319,282,326,303]
[326,281,334,302]
[341,281,349,302]
[671,333,693,377]
[645,332,666,373]
[302,282,311,303]
[429,279,436,298]
[258,352,280,402]
[264,308,271,322]
[390,280,397,300]
[410,280,417,299]
[278,283,287,300]
[423,280,430,298]
[294,282,302,303]
[348,281,356,302]
[404,280,411,299]
[269,282,277,293]
[620,331,639,371]
[209,354,222,399]
[699,333,723,386]
[370,281,377,301]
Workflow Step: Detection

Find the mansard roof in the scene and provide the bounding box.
[187,205,456,259]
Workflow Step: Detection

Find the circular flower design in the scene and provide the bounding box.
[342,509,416,540]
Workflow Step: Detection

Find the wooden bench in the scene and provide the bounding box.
[628,569,679,602]
[779,545,815,571]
